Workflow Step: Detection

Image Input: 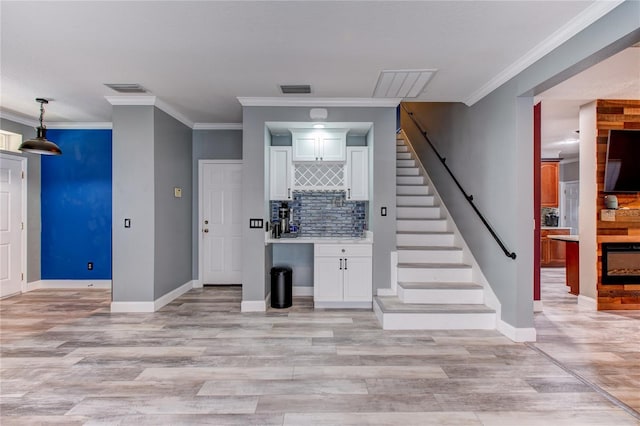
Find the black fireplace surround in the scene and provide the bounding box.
[602,242,640,284]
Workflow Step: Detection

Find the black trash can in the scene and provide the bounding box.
[271,266,292,309]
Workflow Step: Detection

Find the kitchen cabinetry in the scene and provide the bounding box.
[291,129,347,162]
[314,243,372,308]
[345,147,369,200]
[540,228,569,267]
[269,146,292,200]
[541,161,559,207]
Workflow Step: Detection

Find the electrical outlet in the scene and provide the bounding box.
[87,262,93,270]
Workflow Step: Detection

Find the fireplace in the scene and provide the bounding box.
[602,242,640,284]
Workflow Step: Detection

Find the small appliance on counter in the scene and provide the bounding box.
[605,195,618,209]
[279,202,291,235]
[544,211,559,227]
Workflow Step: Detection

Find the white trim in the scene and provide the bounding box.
[464,0,624,106]
[193,123,243,130]
[110,301,155,313]
[390,251,398,294]
[560,158,579,165]
[533,300,544,313]
[293,286,313,296]
[154,280,195,311]
[578,294,597,310]
[0,110,38,127]
[105,95,157,106]
[26,280,112,291]
[237,97,401,108]
[192,279,203,289]
[497,320,537,342]
[377,288,396,297]
[314,301,372,309]
[155,98,194,129]
[47,122,113,130]
[241,299,267,312]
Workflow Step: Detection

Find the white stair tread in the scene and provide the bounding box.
[398,282,483,290]
[397,245,462,251]
[375,296,494,314]
[397,262,472,269]
[396,231,453,235]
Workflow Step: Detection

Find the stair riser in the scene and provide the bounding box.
[396,146,409,152]
[396,159,416,168]
[398,267,472,282]
[396,152,412,160]
[396,196,436,207]
[397,249,463,263]
[396,185,430,195]
[397,220,447,232]
[377,311,496,330]
[396,207,441,219]
[398,287,484,304]
[396,176,424,185]
[397,233,455,246]
[396,168,420,176]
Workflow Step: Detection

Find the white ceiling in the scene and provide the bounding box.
[538,46,640,159]
[0,1,623,126]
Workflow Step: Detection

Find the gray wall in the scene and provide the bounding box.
[112,106,156,302]
[154,109,193,297]
[560,160,579,182]
[191,129,243,278]
[0,118,41,283]
[242,106,396,303]
[272,244,314,286]
[401,0,640,329]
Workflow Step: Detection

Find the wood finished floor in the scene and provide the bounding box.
[0,272,638,425]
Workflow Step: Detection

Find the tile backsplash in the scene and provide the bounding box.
[271,191,367,237]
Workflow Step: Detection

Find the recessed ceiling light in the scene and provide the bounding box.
[373,69,437,98]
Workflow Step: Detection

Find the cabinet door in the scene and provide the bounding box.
[292,131,318,162]
[269,147,292,200]
[343,256,372,302]
[548,238,567,266]
[314,256,343,302]
[541,162,559,207]
[346,147,369,200]
[319,131,346,162]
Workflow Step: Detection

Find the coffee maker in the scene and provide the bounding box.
[279,203,291,234]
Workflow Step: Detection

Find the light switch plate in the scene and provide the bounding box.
[601,209,616,222]
[249,219,264,229]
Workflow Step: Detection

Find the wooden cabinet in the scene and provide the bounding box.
[269,147,292,200]
[313,243,372,308]
[541,228,569,267]
[345,147,369,200]
[291,129,347,162]
[541,161,559,207]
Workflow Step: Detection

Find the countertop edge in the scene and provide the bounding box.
[547,235,579,242]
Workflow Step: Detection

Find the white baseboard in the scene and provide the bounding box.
[293,286,313,296]
[377,288,396,296]
[154,280,195,311]
[192,279,203,288]
[314,301,372,309]
[533,300,544,312]
[241,296,268,312]
[111,280,195,313]
[25,280,112,292]
[497,320,537,342]
[578,295,597,310]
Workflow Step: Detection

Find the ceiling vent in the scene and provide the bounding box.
[373,69,437,98]
[104,83,148,93]
[280,85,311,94]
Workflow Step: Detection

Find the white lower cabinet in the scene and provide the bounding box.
[313,243,372,308]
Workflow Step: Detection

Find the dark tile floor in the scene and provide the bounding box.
[0,274,638,425]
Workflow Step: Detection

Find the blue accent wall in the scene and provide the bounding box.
[41,129,112,279]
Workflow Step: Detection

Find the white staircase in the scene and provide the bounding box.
[374,134,496,330]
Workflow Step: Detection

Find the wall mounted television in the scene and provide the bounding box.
[604,129,640,193]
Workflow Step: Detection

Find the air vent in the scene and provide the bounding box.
[104,83,148,93]
[280,85,311,94]
[373,69,437,98]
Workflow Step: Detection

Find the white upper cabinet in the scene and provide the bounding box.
[269,146,292,200]
[291,129,347,162]
[345,147,369,200]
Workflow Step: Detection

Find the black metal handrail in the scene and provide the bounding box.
[401,104,517,260]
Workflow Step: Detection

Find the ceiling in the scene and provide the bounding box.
[537,46,640,159]
[2,1,618,126]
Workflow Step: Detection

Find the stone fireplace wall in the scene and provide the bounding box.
[596,100,640,310]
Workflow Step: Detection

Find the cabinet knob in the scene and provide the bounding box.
[341,249,345,253]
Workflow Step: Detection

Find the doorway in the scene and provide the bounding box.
[0,154,26,298]
[198,160,243,284]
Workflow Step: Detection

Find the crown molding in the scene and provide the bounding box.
[193,123,243,130]
[0,110,38,127]
[237,97,401,108]
[154,98,194,129]
[464,0,625,106]
[105,95,194,128]
[47,122,113,130]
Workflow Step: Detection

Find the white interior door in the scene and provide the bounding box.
[0,155,24,298]
[200,161,243,284]
[563,181,579,234]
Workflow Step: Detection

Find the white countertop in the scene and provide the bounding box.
[547,234,579,242]
[266,231,373,245]
[541,226,572,230]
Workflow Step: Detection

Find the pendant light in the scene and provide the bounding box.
[18,98,62,155]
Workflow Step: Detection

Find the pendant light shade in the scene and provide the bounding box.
[18,98,62,156]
